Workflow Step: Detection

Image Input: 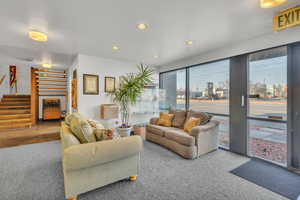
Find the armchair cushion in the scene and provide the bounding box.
[165,129,195,146]
[70,116,96,143]
[169,109,187,128]
[63,136,143,170]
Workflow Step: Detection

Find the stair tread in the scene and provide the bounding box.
[0,102,30,105]
[0,105,30,108]
[0,118,31,124]
[0,110,30,114]
[0,122,32,129]
[0,114,31,119]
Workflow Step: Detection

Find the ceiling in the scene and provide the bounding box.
[0,0,299,69]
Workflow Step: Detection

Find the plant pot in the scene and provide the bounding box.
[133,126,146,140]
[117,127,132,137]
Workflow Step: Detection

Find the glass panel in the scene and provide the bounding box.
[188,60,230,149]
[249,120,287,166]
[189,60,230,115]
[213,115,230,148]
[248,47,287,166]
[160,69,186,111]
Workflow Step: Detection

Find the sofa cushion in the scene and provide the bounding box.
[186,110,212,125]
[165,129,195,146]
[169,109,187,128]
[70,116,96,143]
[157,112,174,127]
[146,124,175,137]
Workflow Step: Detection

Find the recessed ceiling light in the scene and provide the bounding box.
[186,40,193,46]
[42,63,52,68]
[137,23,148,30]
[112,46,120,50]
[28,31,48,42]
[260,0,287,8]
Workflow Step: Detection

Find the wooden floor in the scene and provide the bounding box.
[0,120,60,148]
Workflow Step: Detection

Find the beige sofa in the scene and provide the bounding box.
[146,110,219,159]
[60,121,143,200]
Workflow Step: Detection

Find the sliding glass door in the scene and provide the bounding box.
[247,47,288,166]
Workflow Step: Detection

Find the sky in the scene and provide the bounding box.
[173,56,287,92]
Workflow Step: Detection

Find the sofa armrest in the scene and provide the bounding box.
[190,120,219,145]
[190,120,220,156]
[190,120,220,137]
[63,135,143,171]
[150,117,159,125]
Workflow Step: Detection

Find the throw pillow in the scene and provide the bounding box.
[94,129,114,141]
[186,110,212,125]
[70,117,96,143]
[169,109,187,128]
[65,113,81,126]
[87,119,105,129]
[157,112,174,127]
[184,117,201,133]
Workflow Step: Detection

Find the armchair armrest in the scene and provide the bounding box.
[150,117,159,125]
[63,136,143,171]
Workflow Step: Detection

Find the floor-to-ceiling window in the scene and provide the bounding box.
[159,69,186,111]
[248,47,287,166]
[189,60,230,148]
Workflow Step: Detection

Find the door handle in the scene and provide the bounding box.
[241,95,245,107]
[296,112,300,120]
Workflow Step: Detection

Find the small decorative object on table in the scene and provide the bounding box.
[133,124,146,140]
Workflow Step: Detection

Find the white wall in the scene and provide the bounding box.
[76,54,138,121]
[0,54,31,99]
[159,26,300,72]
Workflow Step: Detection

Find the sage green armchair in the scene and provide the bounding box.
[60,122,143,200]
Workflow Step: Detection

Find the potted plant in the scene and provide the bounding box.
[112,64,153,137]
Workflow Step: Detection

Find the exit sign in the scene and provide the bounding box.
[273,6,300,31]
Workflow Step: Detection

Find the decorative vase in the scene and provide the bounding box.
[133,126,146,140]
[117,127,132,137]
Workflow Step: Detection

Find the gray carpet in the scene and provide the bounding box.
[0,141,288,200]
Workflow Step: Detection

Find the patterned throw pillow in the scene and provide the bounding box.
[184,117,201,133]
[70,116,96,143]
[94,129,114,141]
[157,112,174,127]
[186,110,212,125]
[65,113,81,126]
[87,119,105,129]
[169,109,187,128]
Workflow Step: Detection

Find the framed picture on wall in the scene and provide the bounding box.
[83,74,99,95]
[105,77,115,93]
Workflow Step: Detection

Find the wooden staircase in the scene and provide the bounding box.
[0,94,32,130]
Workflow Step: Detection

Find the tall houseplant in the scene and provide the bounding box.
[112,64,153,136]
